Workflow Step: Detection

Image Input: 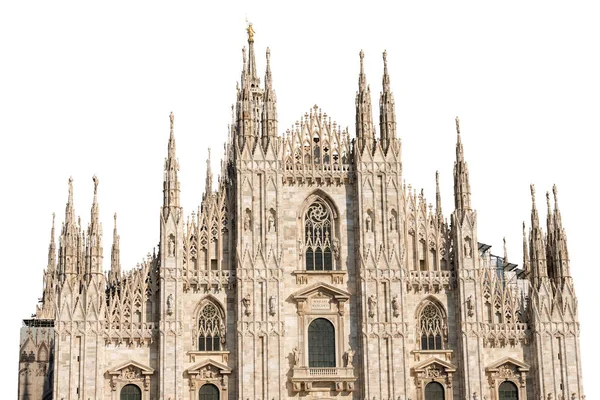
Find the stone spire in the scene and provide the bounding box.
[110,213,120,284]
[163,112,181,214]
[356,50,374,152]
[435,170,443,218]
[503,236,508,264]
[522,221,530,274]
[453,117,472,212]
[529,184,547,283]
[379,50,396,152]
[37,213,58,319]
[86,175,103,276]
[48,213,56,273]
[549,184,571,280]
[261,47,278,149]
[59,177,80,278]
[245,23,259,86]
[204,148,213,198]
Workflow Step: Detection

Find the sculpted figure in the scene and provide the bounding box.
[345,349,355,367]
[242,293,251,316]
[368,295,377,318]
[268,214,275,233]
[292,347,300,366]
[365,214,372,232]
[268,295,277,316]
[392,295,400,317]
[166,294,173,315]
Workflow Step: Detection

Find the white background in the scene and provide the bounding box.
[1,1,598,397]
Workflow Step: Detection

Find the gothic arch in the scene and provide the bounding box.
[298,191,340,271]
[415,297,448,351]
[192,296,226,351]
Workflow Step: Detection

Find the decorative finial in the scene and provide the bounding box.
[247,22,255,43]
[546,191,551,212]
[383,50,388,66]
[455,116,460,135]
[552,184,558,207]
[169,111,174,132]
[530,184,536,204]
[503,236,508,262]
[93,175,99,194]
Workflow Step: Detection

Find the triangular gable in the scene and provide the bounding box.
[187,359,232,375]
[108,359,154,376]
[292,281,351,301]
[486,356,529,372]
[413,357,457,373]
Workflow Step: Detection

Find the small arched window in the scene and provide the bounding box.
[424,381,445,400]
[304,199,334,271]
[120,384,141,400]
[418,302,446,350]
[498,381,518,400]
[198,302,225,351]
[199,383,220,400]
[308,318,335,367]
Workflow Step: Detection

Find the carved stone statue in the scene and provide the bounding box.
[268,214,275,233]
[333,238,340,260]
[345,349,355,367]
[292,347,299,366]
[368,295,377,318]
[268,295,276,316]
[168,236,175,257]
[464,237,472,258]
[244,213,251,231]
[242,293,251,316]
[390,214,397,232]
[166,294,173,315]
[467,295,474,317]
[365,214,372,232]
[392,295,400,317]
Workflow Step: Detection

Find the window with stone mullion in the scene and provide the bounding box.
[198,303,223,352]
[419,303,445,350]
[304,200,333,271]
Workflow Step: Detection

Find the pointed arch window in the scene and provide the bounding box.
[418,302,446,350]
[198,302,225,351]
[304,199,334,271]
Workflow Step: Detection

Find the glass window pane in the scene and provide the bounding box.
[308,318,335,367]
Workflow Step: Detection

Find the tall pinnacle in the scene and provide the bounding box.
[522,221,530,274]
[529,184,547,281]
[435,171,443,217]
[262,47,278,144]
[205,148,213,195]
[379,50,396,152]
[453,117,471,212]
[110,213,121,283]
[65,176,75,226]
[245,22,259,86]
[356,50,374,150]
[47,213,56,272]
[163,112,180,211]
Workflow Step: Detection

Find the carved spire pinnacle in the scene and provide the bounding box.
[91,175,99,223]
[246,23,258,84]
[522,221,530,274]
[453,117,471,212]
[163,112,180,211]
[205,148,213,195]
[356,50,374,150]
[110,212,120,283]
[47,213,56,272]
[379,50,396,152]
[503,237,508,264]
[262,47,278,145]
[66,176,75,225]
[435,171,442,217]
[529,184,547,282]
[265,47,272,89]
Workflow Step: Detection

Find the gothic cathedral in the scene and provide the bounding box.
[18,27,585,400]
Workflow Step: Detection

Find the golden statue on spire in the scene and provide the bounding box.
[247,22,255,43]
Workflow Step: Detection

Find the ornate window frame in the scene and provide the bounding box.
[415,297,448,352]
[485,357,529,400]
[191,297,227,352]
[290,282,355,393]
[412,357,456,400]
[186,360,231,400]
[294,192,347,285]
[107,360,154,400]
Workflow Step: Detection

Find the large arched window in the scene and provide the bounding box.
[304,199,334,271]
[498,381,518,400]
[418,302,445,350]
[120,384,141,400]
[199,383,220,400]
[308,318,335,367]
[424,381,445,400]
[198,302,225,351]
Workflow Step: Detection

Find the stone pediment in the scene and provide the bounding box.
[413,357,457,373]
[292,282,350,301]
[485,356,529,372]
[187,359,232,375]
[108,360,154,376]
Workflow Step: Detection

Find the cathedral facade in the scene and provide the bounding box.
[18,28,585,400]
